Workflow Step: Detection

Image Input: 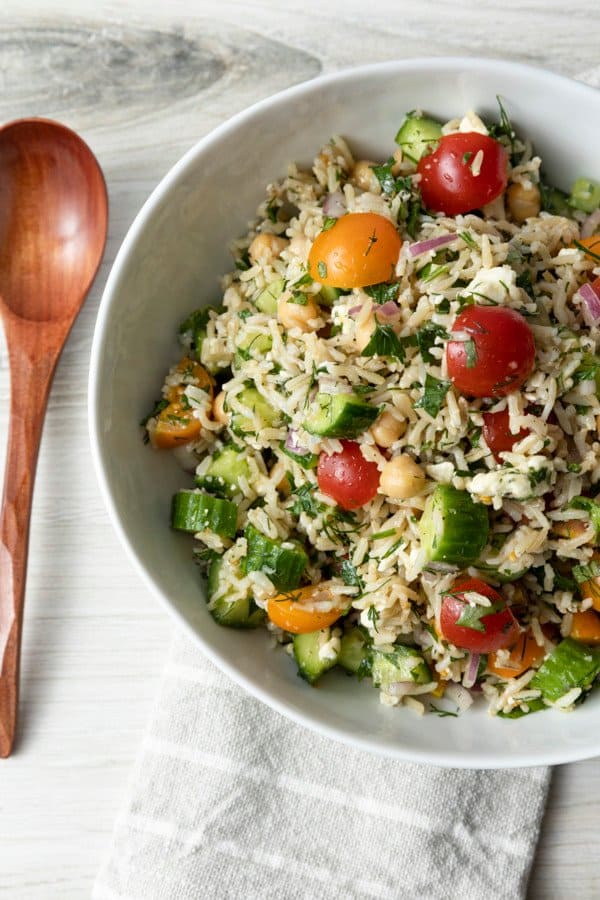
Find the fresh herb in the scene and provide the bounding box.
[317,261,328,279]
[453,600,503,633]
[574,239,600,264]
[140,398,169,435]
[569,496,600,539]
[235,250,251,271]
[488,95,518,163]
[437,298,451,314]
[370,528,398,540]
[292,271,314,287]
[366,605,380,632]
[567,462,582,474]
[464,338,477,368]
[415,321,448,363]
[266,198,280,223]
[361,323,406,361]
[322,216,337,231]
[404,194,422,239]
[289,482,322,518]
[341,560,365,593]
[323,507,364,546]
[528,468,548,488]
[516,269,535,298]
[380,537,404,560]
[462,151,473,164]
[414,374,451,418]
[429,705,459,718]
[418,263,448,283]
[237,308,252,320]
[364,282,400,304]
[352,384,374,395]
[573,353,600,388]
[365,228,378,256]
[539,181,572,218]
[460,231,478,249]
[370,158,412,197]
[288,291,309,306]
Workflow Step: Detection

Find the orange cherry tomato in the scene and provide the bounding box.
[152,401,202,448]
[575,234,600,260]
[487,628,547,679]
[267,584,347,634]
[308,212,402,289]
[570,609,600,646]
[167,357,214,402]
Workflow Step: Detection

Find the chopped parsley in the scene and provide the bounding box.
[464,338,477,369]
[322,216,337,231]
[429,705,459,718]
[414,374,451,418]
[452,600,503,633]
[361,323,406,361]
[341,560,365,593]
[460,231,478,249]
[317,261,328,279]
[569,496,600,540]
[364,282,401,304]
[366,605,380,632]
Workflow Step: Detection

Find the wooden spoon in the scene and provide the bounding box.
[0,119,108,758]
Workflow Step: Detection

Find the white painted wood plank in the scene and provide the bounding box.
[0,3,598,898]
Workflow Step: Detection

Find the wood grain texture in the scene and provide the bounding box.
[0,0,598,896]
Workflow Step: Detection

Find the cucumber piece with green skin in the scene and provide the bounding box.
[303,392,381,439]
[244,524,308,591]
[569,177,600,214]
[293,628,338,684]
[255,278,285,314]
[529,638,600,703]
[234,331,273,369]
[195,444,251,498]
[279,441,319,470]
[207,556,265,628]
[419,484,489,567]
[171,491,237,539]
[230,386,281,437]
[338,628,368,674]
[371,645,431,687]
[395,112,443,163]
[318,285,342,307]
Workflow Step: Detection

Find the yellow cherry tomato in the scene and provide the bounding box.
[166,357,214,402]
[267,584,347,634]
[308,212,402,289]
[152,401,201,448]
[487,628,546,680]
[570,609,600,645]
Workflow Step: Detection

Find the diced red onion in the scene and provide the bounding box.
[579,282,600,325]
[445,682,474,712]
[387,682,415,698]
[581,209,600,238]
[322,191,346,219]
[376,301,400,319]
[408,233,457,257]
[462,652,481,690]
[285,429,308,455]
[348,305,363,317]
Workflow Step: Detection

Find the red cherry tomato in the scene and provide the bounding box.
[482,407,530,462]
[446,305,535,398]
[317,440,380,510]
[440,578,520,653]
[417,133,508,216]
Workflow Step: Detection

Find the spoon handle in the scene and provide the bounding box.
[0,325,58,758]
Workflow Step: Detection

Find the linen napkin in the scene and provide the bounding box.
[93,633,549,900]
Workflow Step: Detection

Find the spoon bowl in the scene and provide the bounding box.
[0,118,107,757]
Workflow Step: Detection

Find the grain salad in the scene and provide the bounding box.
[143,101,600,718]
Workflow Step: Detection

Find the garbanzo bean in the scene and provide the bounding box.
[278,295,320,332]
[370,410,407,448]
[248,232,288,266]
[506,182,541,224]
[379,454,426,500]
[352,160,380,193]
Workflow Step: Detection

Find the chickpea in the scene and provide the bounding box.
[370,410,407,448]
[352,160,380,193]
[212,390,229,426]
[248,232,288,266]
[355,314,376,352]
[277,295,320,332]
[379,454,426,500]
[506,182,541,224]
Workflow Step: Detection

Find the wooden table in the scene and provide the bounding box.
[0,2,598,896]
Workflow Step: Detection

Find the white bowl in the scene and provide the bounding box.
[89,57,600,768]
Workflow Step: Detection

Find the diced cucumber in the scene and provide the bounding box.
[371,645,431,687]
[179,306,220,359]
[171,491,237,539]
[303,392,381,439]
[195,444,251,498]
[234,330,273,369]
[255,278,285,314]
[395,112,443,163]
[230,386,281,437]
[338,628,368,674]
[319,285,342,307]
[293,629,338,684]
[569,177,600,214]
[207,556,265,628]
[529,638,600,703]
[419,485,489,567]
[280,441,319,470]
[244,524,308,591]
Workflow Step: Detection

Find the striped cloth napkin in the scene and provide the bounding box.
[93,633,549,900]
